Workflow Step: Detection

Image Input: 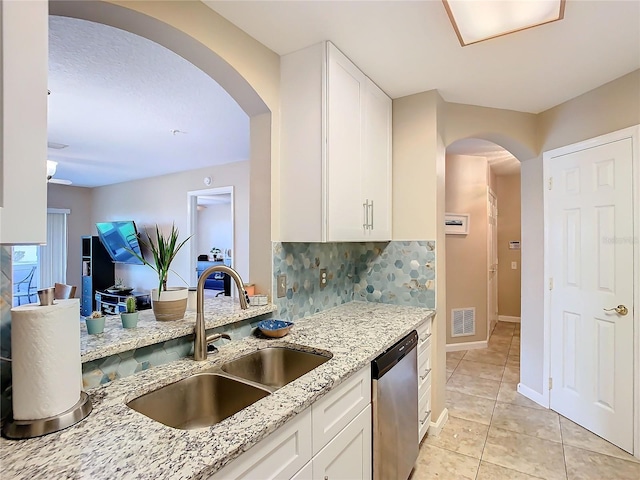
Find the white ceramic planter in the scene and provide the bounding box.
[150,287,188,321]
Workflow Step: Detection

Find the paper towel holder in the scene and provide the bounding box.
[2,391,92,440]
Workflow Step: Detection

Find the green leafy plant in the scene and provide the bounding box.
[125,295,137,314]
[128,223,191,299]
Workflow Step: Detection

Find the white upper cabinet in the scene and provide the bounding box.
[0,0,48,245]
[280,41,392,242]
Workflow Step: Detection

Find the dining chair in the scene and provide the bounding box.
[54,283,77,300]
[13,266,38,305]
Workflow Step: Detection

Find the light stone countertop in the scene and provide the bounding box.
[1,302,435,480]
[80,296,277,362]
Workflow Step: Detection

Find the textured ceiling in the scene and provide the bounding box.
[48,16,249,188]
[49,1,639,187]
[205,0,640,113]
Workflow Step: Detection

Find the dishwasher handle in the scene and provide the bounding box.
[372,330,418,379]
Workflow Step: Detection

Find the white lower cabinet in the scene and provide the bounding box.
[311,366,371,453]
[208,410,312,480]
[312,405,372,480]
[211,365,372,480]
[417,317,433,442]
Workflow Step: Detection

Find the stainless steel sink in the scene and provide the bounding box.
[126,373,270,430]
[221,347,332,389]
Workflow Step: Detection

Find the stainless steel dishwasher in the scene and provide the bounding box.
[372,330,419,480]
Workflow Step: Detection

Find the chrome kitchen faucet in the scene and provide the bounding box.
[194,265,248,361]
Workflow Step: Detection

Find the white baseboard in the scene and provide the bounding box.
[446,340,488,352]
[517,383,549,408]
[428,408,449,437]
[498,315,521,323]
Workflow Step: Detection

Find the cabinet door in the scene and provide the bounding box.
[362,80,392,241]
[312,365,371,454]
[325,43,366,242]
[291,460,313,480]
[312,404,372,480]
[208,410,312,480]
[0,0,48,244]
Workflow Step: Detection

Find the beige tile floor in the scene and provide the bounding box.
[410,321,640,480]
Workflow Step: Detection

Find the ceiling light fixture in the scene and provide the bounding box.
[442,0,565,46]
[46,160,58,180]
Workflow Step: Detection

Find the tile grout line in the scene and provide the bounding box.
[474,327,511,480]
[560,414,570,480]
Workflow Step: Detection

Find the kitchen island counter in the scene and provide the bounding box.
[1,302,435,480]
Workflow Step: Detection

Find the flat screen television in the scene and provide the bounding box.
[95,221,145,265]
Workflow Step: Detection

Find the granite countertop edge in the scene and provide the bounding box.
[1,302,435,480]
[80,297,278,363]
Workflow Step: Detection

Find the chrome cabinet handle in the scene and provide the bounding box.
[420,368,431,381]
[363,201,368,230]
[369,200,374,230]
[603,305,628,316]
[420,410,431,425]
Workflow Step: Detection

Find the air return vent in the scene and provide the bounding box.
[451,308,476,337]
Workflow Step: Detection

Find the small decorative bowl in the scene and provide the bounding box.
[257,319,294,338]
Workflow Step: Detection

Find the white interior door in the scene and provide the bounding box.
[548,137,634,453]
[488,190,498,334]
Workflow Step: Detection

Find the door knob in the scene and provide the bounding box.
[603,305,628,316]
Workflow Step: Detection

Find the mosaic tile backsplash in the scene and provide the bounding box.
[1,240,435,413]
[81,315,264,389]
[273,241,435,321]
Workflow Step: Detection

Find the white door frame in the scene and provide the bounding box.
[542,125,640,458]
[187,186,235,287]
[487,188,498,337]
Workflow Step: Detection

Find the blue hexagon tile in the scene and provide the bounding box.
[273,242,358,321]
[83,339,187,388]
[272,241,436,322]
[80,314,271,388]
[354,241,435,307]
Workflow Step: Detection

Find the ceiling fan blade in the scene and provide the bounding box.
[48,178,72,185]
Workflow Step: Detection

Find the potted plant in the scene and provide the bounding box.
[129,223,191,321]
[86,310,105,335]
[120,295,139,329]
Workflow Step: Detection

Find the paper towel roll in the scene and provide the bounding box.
[11,299,82,420]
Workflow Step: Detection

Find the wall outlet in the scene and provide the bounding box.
[319,268,328,290]
[511,261,518,270]
[277,274,287,298]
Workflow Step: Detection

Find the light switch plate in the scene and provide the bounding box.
[511,261,518,270]
[277,274,287,298]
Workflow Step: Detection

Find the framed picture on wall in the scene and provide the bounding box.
[445,213,470,235]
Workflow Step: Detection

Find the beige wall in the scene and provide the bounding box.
[47,184,94,296]
[496,174,521,318]
[52,0,280,296]
[91,162,250,294]
[393,91,440,241]
[392,89,448,427]
[444,103,538,160]
[520,70,640,395]
[445,154,489,344]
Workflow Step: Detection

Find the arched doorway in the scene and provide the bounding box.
[50,0,277,293]
[444,137,522,350]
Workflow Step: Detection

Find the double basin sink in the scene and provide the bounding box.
[126,347,332,430]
